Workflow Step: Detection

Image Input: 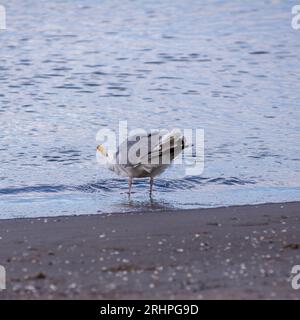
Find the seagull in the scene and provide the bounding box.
[96,129,187,198]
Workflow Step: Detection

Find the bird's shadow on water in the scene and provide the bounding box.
[117,196,176,212]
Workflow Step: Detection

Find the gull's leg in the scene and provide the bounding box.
[149,177,154,197]
[128,177,133,199]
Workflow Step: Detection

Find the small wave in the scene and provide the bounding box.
[0,185,72,195]
[0,176,256,196]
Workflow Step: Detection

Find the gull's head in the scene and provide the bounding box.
[96,144,107,156]
[96,144,113,165]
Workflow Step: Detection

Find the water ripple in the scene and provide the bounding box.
[0,176,255,196]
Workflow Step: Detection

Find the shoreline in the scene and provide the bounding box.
[0,202,300,299]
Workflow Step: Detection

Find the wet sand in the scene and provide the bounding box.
[0,202,299,300]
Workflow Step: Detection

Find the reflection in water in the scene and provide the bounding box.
[119,198,176,212]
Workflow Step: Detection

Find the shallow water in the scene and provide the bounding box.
[0,0,300,218]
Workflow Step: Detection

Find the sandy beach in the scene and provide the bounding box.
[0,202,299,300]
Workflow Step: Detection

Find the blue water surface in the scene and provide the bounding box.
[0,0,299,218]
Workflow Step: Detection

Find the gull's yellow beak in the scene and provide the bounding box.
[96,145,106,154]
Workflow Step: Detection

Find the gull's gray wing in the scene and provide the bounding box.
[115,130,162,167]
[113,130,186,178]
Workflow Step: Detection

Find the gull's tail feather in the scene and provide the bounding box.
[138,129,186,172]
[156,129,186,156]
